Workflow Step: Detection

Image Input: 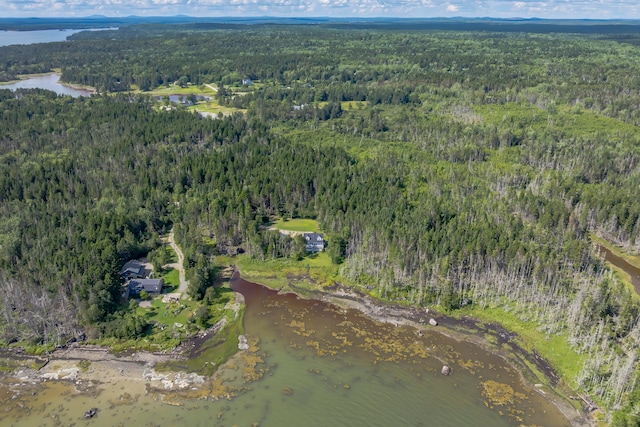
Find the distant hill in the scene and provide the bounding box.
[2,16,640,34]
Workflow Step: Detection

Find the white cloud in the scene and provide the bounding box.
[1,0,640,18]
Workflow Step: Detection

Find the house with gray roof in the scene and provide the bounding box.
[303,233,325,253]
[120,260,146,280]
[129,278,164,295]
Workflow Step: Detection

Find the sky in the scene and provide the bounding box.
[2,0,640,20]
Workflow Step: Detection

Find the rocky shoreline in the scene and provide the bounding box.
[0,274,594,427]
[0,319,232,410]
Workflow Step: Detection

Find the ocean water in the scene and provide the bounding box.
[0,277,572,427]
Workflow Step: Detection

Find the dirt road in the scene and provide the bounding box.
[166,229,188,298]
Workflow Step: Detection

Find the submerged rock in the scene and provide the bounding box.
[238,335,250,350]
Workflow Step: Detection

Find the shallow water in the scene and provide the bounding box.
[0,277,572,426]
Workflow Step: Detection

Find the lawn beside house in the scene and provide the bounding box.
[272,218,319,233]
[160,268,180,293]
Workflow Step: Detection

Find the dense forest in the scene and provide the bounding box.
[1,23,640,424]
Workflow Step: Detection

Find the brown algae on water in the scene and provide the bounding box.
[0,276,574,427]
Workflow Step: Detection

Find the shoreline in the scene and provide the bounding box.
[0,271,594,426]
[254,275,594,427]
[0,71,96,93]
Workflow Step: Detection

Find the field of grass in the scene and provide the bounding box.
[271,218,319,233]
[237,252,337,291]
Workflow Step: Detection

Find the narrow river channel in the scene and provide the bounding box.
[0,276,572,426]
[597,245,640,294]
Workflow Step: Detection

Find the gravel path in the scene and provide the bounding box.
[166,229,188,298]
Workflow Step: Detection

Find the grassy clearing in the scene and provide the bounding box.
[271,218,319,233]
[303,251,333,267]
[341,101,367,110]
[189,102,245,116]
[237,253,337,291]
[137,298,198,326]
[140,83,217,96]
[158,309,244,376]
[162,268,179,285]
[137,83,245,115]
[458,304,585,389]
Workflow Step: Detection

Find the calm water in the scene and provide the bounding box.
[0,73,93,97]
[598,245,640,294]
[0,28,117,47]
[0,29,83,46]
[0,277,572,426]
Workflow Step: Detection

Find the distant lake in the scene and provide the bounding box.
[0,73,93,97]
[0,28,117,47]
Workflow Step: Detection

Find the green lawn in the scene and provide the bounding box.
[161,268,180,293]
[139,83,217,96]
[272,218,319,233]
[137,298,198,326]
[302,251,333,267]
[188,102,246,116]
